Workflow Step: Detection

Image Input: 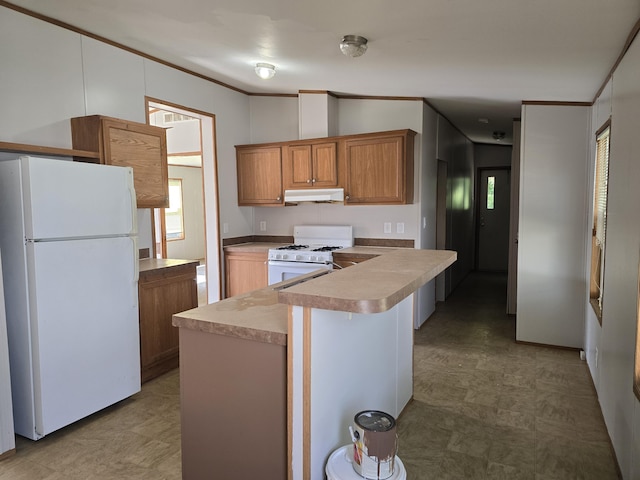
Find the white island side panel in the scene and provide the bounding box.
[289,295,414,480]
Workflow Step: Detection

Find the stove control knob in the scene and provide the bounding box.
[310,255,317,262]
[282,254,288,260]
[295,254,302,261]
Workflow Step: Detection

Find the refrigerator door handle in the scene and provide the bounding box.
[132,236,139,284]
[127,170,138,237]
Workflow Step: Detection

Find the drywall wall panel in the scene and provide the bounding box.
[598,36,640,479]
[0,7,85,147]
[250,96,299,144]
[166,165,205,260]
[254,99,423,240]
[415,105,439,325]
[474,144,512,169]
[144,58,252,236]
[517,104,590,347]
[81,37,146,122]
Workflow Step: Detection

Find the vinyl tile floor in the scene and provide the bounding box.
[0,272,620,479]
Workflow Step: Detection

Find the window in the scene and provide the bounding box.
[162,112,194,123]
[486,176,495,210]
[165,178,185,241]
[589,122,610,321]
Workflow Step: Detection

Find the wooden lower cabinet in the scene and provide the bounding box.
[138,259,198,383]
[224,251,268,297]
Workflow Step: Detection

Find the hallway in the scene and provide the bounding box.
[0,273,620,479]
[399,272,619,479]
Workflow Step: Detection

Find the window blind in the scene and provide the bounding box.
[594,128,610,247]
[592,126,610,310]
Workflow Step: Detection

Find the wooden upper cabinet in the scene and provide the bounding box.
[236,145,283,206]
[282,141,338,189]
[235,129,415,206]
[70,115,169,208]
[341,130,416,205]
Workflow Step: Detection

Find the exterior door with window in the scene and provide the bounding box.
[477,168,511,271]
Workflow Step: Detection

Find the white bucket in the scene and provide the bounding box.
[326,445,406,480]
[349,410,398,479]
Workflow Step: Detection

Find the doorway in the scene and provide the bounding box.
[146,98,220,305]
[476,168,511,272]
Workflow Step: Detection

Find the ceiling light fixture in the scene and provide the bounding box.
[339,35,368,57]
[492,131,506,141]
[255,62,276,80]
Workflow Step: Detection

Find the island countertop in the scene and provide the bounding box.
[173,248,456,344]
[278,248,456,314]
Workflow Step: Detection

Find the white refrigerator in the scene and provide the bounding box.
[0,156,141,440]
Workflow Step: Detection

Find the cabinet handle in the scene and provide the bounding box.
[306,179,311,184]
[345,194,350,200]
[311,178,316,183]
[277,196,282,201]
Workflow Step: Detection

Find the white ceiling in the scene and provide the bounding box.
[7,0,640,145]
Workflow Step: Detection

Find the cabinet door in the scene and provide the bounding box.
[283,142,338,189]
[343,132,414,205]
[311,142,338,187]
[71,115,170,208]
[225,252,268,297]
[236,147,283,206]
[138,264,198,382]
[102,119,169,208]
[284,145,313,188]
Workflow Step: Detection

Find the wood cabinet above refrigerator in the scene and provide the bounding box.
[71,115,169,208]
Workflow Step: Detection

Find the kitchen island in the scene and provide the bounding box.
[173,248,456,480]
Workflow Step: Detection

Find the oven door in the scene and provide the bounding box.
[267,260,332,285]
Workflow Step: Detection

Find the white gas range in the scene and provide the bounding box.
[267,225,353,285]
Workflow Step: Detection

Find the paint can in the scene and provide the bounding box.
[349,410,397,479]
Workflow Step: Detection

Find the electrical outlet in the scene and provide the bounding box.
[384,222,392,234]
[259,221,267,231]
[223,223,229,234]
[397,222,405,234]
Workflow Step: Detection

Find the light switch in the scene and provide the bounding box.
[384,222,392,234]
[397,223,405,234]
[260,221,267,231]
[223,223,229,234]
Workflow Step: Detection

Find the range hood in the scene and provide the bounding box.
[284,188,344,203]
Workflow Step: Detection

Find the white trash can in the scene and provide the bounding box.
[326,445,407,480]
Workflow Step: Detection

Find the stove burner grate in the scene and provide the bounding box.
[276,244,309,251]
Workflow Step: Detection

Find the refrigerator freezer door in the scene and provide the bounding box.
[19,236,140,439]
[20,156,136,240]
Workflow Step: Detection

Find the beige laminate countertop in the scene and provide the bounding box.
[334,246,399,256]
[139,258,199,273]
[223,242,289,253]
[172,287,288,346]
[173,248,456,345]
[278,249,456,314]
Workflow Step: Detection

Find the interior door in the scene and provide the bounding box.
[477,168,511,271]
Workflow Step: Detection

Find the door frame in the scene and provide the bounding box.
[145,97,222,303]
